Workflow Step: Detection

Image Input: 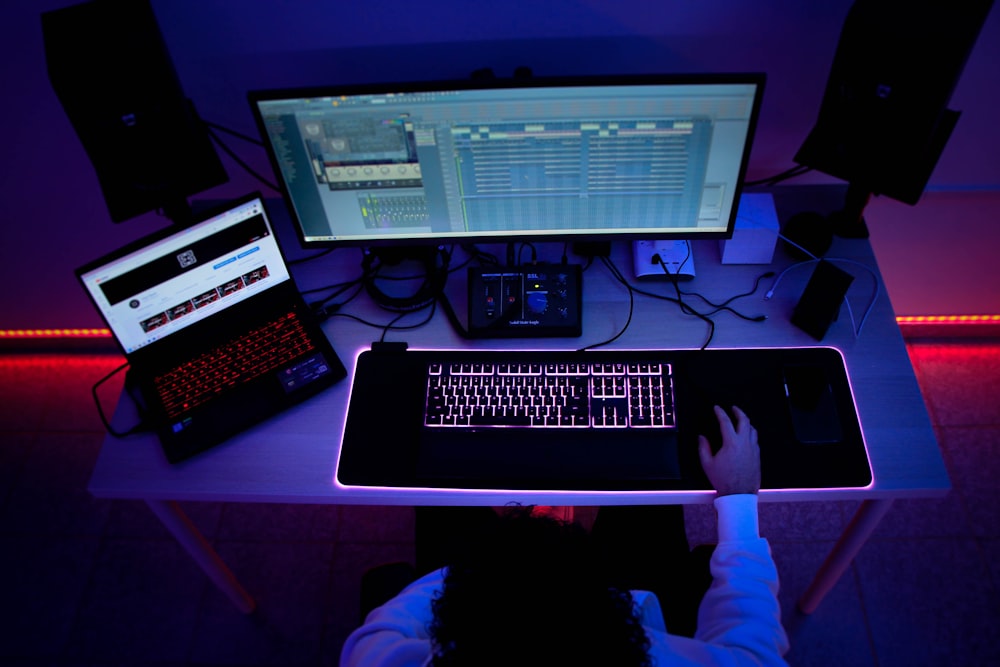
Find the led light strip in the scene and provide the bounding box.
[1,315,998,340]
[896,315,1000,325]
[0,328,112,338]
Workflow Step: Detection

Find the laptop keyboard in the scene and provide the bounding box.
[424,359,675,429]
[154,312,316,418]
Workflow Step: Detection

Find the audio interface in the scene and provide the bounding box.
[467,264,582,338]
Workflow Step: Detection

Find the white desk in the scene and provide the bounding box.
[89,219,948,615]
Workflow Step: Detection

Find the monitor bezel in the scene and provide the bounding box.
[248,72,766,250]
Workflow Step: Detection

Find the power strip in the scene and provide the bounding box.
[632,240,696,280]
[467,265,582,338]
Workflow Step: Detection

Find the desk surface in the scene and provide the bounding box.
[88,205,948,507]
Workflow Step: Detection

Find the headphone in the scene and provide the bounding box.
[361,246,451,313]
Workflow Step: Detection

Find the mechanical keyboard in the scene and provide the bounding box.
[423,359,675,429]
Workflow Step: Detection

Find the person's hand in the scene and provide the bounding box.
[697,405,761,496]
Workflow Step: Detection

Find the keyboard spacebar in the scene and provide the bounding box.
[469,414,532,427]
[460,411,590,427]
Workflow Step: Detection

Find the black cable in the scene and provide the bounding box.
[445,250,478,275]
[302,252,372,311]
[607,266,767,325]
[677,271,773,321]
[743,165,812,187]
[301,273,365,297]
[310,282,367,321]
[578,256,635,351]
[91,361,147,438]
[653,255,716,349]
[620,239,769,323]
[462,244,501,267]
[378,301,438,342]
[437,290,472,339]
[205,120,265,147]
[593,253,716,349]
[326,300,436,338]
[205,124,281,193]
[366,247,466,283]
[288,247,336,266]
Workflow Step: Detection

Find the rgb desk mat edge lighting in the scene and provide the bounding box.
[336,346,872,492]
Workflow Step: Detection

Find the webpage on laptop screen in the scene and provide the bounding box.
[81,200,291,353]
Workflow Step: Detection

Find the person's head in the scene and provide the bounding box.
[427,506,652,667]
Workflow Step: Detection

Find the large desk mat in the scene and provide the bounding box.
[336,346,872,492]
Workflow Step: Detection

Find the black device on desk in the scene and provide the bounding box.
[336,345,872,492]
[248,73,765,314]
[466,264,583,338]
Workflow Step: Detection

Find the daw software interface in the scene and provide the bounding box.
[251,76,763,246]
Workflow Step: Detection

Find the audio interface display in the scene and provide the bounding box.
[467,265,582,338]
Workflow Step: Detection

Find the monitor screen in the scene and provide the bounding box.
[249,74,764,248]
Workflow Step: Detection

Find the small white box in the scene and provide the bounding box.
[719,192,780,264]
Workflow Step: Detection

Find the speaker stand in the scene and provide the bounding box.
[830,182,871,239]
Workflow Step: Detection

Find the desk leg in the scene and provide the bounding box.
[145,499,257,614]
[797,498,893,614]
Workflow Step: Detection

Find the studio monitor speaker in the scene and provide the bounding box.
[42,0,227,224]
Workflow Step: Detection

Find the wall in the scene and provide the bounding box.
[1,0,998,331]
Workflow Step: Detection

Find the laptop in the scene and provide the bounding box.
[77,193,346,463]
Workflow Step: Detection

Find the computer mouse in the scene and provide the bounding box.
[693,403,733,455]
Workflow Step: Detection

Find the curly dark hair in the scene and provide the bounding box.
[427,506,653,667]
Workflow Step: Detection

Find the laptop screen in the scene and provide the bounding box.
[79,196,292,353]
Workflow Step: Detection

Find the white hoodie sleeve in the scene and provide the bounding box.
[642,494,790,666]
[339,569,440,667]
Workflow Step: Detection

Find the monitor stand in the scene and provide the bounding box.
[632,240,696,281]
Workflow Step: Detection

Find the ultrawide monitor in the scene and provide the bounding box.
[249,74,764,249]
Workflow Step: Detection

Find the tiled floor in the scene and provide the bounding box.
[0,340,998,666]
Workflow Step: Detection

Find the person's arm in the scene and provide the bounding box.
[689,406,789,663]
[339,569,443,667]
[691,493,789,663]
